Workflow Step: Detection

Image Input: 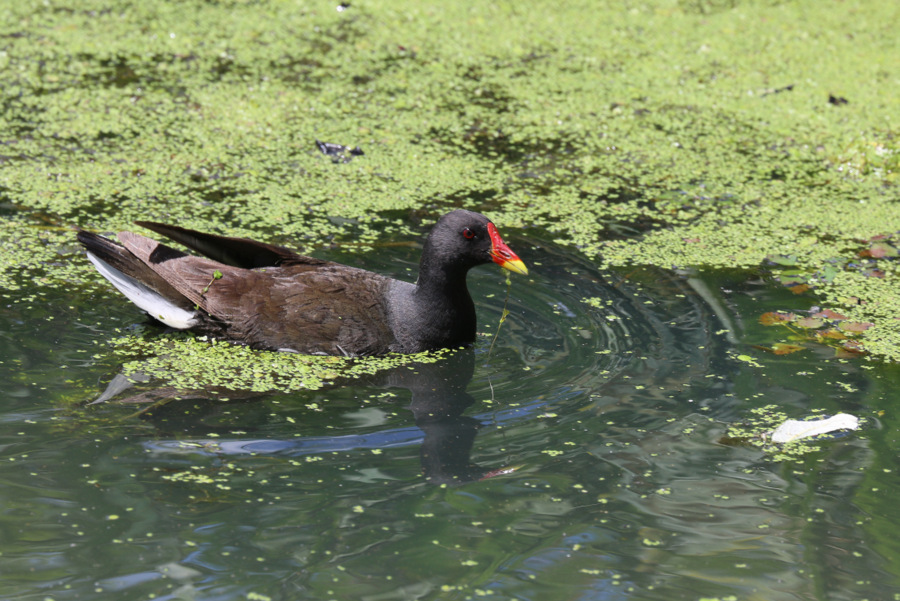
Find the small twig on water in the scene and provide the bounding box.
[485,273,513,404]
[486,272,512,362]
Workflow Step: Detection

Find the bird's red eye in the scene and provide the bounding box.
[462,227,475,240]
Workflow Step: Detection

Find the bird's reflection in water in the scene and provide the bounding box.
[372,348,513,484]
[96,348,509,485]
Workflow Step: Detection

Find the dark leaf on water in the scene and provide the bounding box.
[839,321,874,333]
[811,308,848,320]
[759,311,794,325]
[771,343,804,355]
[752,343,804,355]
[816,329,846,341]
[315,139,365,163]
[861,242,898,258]
[794,316,824,329]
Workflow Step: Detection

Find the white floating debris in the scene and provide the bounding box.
[770,413,859,444]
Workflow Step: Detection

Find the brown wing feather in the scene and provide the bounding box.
[118,231,248,315]
[238,265,396,355]
[118,231,396,355]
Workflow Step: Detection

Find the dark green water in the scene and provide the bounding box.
[1,234,898,601]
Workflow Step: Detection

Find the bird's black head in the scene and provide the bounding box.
[420,209,527,280]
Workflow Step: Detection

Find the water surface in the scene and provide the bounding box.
[2,233,896,601]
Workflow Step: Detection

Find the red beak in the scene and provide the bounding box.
[487,223,528,275]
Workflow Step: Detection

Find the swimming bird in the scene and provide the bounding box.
[77,210,528,356]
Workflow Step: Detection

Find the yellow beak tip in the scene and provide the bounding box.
[501,259,529,276]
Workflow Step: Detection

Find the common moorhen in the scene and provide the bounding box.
[77,210,528,356]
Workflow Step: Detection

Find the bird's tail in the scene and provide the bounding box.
[77,230,199,329]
